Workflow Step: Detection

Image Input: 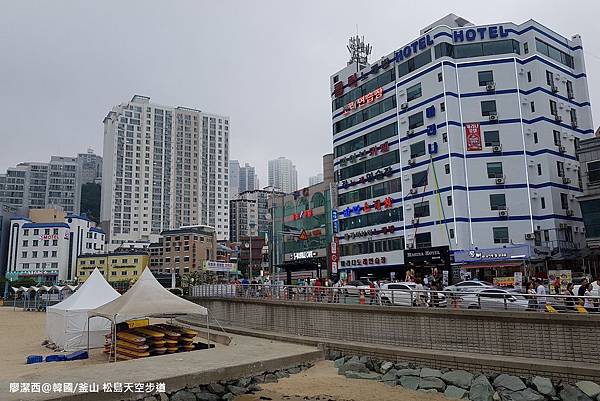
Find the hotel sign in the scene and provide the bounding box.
[453,26,509,42]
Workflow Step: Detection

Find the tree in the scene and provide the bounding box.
[80,183,101,223]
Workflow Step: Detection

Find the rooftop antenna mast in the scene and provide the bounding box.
[347,28,372,72]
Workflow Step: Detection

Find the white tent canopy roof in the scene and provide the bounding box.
[89,268,207,323]
[50,269,120,311]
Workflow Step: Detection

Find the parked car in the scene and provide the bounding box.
[444,280,495,293]
[341,280,372,296]
[459,288,529,310]
[379,282,447,307]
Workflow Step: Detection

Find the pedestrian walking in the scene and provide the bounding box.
[526,282,537,310]
[563,282,576,311]
[536,279,547,310]
[578,278,589,305]
[584,283,594,311]
[369,281,377,305]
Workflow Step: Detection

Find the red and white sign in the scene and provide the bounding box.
[291,209,313,221]
[343,87,383,115]
[330,237,339,274]
[465,122,482,151]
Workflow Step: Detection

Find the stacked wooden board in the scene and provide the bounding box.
[104,323,199,360]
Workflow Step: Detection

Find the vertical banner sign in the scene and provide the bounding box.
[514,272,523,291]
[330,237,339,274]
[465,122,482,151]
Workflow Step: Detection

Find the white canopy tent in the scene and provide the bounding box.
[88,268,209,361]
[46,268,120,351]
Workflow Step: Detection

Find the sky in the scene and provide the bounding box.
[1,0,599,188]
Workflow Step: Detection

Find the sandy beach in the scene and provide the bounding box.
[236,360,452,401]
[0,307,107,383]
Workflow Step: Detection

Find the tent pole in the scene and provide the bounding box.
[86,316,90,355]
[207,313,210,349]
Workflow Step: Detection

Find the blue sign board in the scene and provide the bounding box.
[453,26,509,42]
[395,34,434,62]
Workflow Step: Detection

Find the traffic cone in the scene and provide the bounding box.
[359,290,366,305]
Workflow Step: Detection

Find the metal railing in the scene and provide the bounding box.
[190,284,600,314]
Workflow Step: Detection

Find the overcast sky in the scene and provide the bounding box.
[1,0,599,187]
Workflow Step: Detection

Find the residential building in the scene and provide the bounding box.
[238,188,284,240]
[77,148,103,184]
[239,163,258,192]
[76,250,149,284]
[331,14,593,281]
[229,198,258,243]
[0,152,90,214]
[153,225,217,275]
[0,204,27,279]
[268,157,298,193]
[101,95,230,248]
[577,137,600,248]
[309,173,324,186]
[6,209,105,282]
[270,170,336,283]
[229,160,240,199]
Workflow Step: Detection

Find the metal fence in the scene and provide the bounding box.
[190,284,600,314]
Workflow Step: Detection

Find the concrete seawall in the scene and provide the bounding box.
[190,297,600,381]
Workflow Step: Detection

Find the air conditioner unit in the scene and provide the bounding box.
[488,114,498,121]
[486,82,496,92]
[525,233,535,240]
[408,158,416,165]
[409,188,418,195]
[411,218,419,225]
[582,227,586,233]
[566,209,574,217]
[406,243,415,249]
[568,93,575,100]
[559,145,566,153]
[551,85,559,93]
[559,102,566,109]
[495,177,505,184]
[498,210,508,217]
[569,193,576,200]
[492,145,502,153]
[562,177,571,184]
[407,129,414,136]
[572,121,578,128]
[531,191,539,199]
[554,115,562,122]
[400,103,408,110]
[574,226,579,232]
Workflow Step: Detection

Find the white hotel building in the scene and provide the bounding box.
[6,215,105,282]
[101,95,230,248]
[330,15,593,279]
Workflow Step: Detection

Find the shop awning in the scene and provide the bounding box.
[461,261,523,269]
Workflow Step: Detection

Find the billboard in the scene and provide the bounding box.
[465,122,482,151]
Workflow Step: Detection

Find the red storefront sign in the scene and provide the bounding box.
[343,87,383,115]
[465,122,482,151]
[291,209,313,221]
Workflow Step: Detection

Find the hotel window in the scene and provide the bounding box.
[32,251,37,258]
[444,164,450,174]
[530,101,535,113]
[447,195,452,206]
[415,232,432,248]
[411,170,428,188]
[493,227,509,244]
[557,161,565,177]
[483,131,500,147]
[481,100,497,117]
[489,194,507,210]
[52,251,57,257]
[523,42,529,54]
[537,164,542,176]
[22,251,27,258]
[486,162,503,178]
[527,71,532,82]
[440,102,445,112]
[43,251,48,258]
[24,229,29,236]
[536,39,574,68]
[566,80,574,99]
[560,193,569,210]
[34,229,39,235]
[397,50,432,78]
[553,130,561,146]
[413,201,430,218]
[406,83,422,102]
[22,240,28,247]
[477,70,494,86]
[570,108,577,126]
[541,197,546,209]
[410,141,426,158]
[549,100,558,116]
[408,111,424,129]
[546,70,554,86]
